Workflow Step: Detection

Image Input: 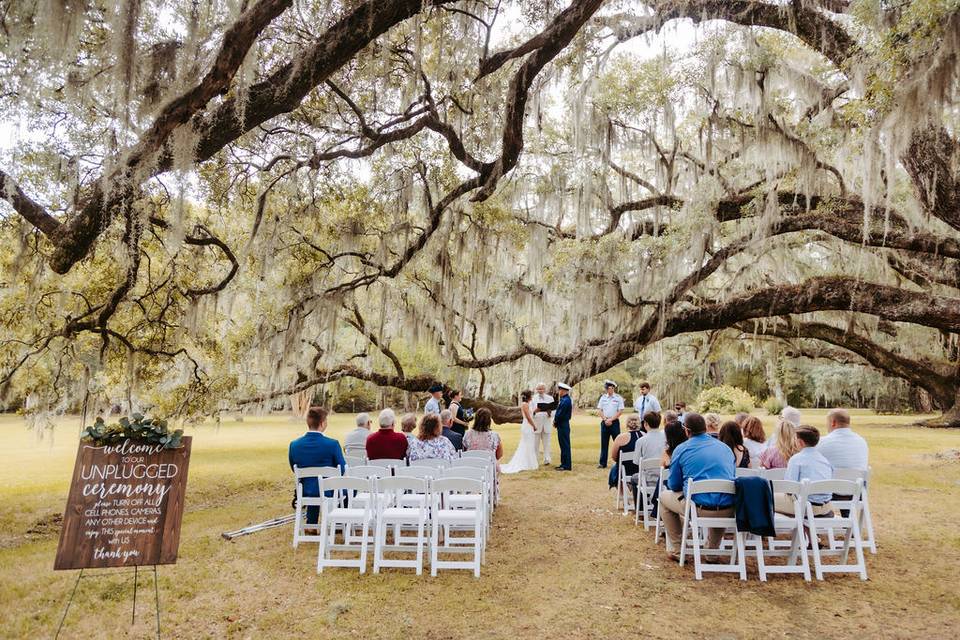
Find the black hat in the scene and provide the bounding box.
[428,383,444,393]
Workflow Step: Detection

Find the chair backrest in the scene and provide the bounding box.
[735,467,763,478]
[452,457,489,469]
[770,479,805,497]
[321,476,372,495]
[431,477,483,494]
[376,476,428,495]
[806,478,862,501]
[395,466,435,480]
[833,467,868,482]
[410,458,448,470]
[687,478,735,496]
[462,450,494,460]
[442,466,486,482]
[764,467,786,480]
[344,444,367,455]
[640,458,662,472]
[346,465,390,479]
[293,465,341,480]
[344,454,366,468]
[367,458,403,470]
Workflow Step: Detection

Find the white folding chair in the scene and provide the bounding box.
[316,476,374,574]
[373,477,430,575]
[441,466,491,542]
[410,458,449,472]
[344,444,367,458]
[653,467,667,544]
[833,467,876,554]
[462,450,494,461]
[755,480,811,582]
[764,468,786,480]
[344,454,366,468]
[616,458,637,514]
[635,459,662,529]
[804,479,867,580]
[345,465,392,513]
[735,468,764,478]
[452,457,496,512]
[430,478,485,577]
[367,458,403,474]
[292,465,341,548]
[679,479,746,580]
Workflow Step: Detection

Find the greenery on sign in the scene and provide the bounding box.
[81,414,184,449]
[694,386,757,414]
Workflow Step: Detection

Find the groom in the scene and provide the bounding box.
[554,382,573,471]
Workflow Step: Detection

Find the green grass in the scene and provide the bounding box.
[0,410,958,639]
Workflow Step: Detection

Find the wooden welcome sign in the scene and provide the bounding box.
[54,437,192,570]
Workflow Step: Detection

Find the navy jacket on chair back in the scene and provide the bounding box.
[734,475,776,537]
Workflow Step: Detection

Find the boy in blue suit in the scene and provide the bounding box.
[289,407,345,524]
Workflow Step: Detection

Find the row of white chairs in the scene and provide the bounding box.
[292,465,492,576]
[617,460,876,581]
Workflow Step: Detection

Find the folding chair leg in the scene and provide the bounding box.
[316,516,328,574]
[359,521,369,574]
[293,506,302,548]
[373,518,382,574]
[415,516,425,576]
[808,511,824,581]
[755,534,767,582]
[735,532,747,581]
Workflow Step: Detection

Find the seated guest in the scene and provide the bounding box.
[774,425,834,516]
[733,412,749,427]
[609,414,644,489]
[658,413,736,560]
[674,402,687,425]
[781,406,802,427]
[660,412,687,468]
[463,408,504,462]
[718,420,751,468]
[400,412,418,447]
[817,408,868,471]
[407,414,457,462]
[634,412,666,481]
[366,408,408,460]
[704,413,721,438]
[343,412,372,450]
[288,407,345,524]
[759,419,799,469]
[740,416,767,468]
[440,409,464,452]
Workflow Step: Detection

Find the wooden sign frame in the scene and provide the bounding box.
[54,436,192,570]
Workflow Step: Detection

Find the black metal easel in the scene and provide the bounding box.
[55,565,161,639]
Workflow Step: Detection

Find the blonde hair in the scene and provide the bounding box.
[704,413,721,431]
[774,419,801,460]
[626,414,642,431]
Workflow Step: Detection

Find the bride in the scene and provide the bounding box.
[502,389,540,473]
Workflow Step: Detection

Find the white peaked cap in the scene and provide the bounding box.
[557,382,572,390]
[603,379,617,388]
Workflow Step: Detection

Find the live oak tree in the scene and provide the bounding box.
[1,1,959,425]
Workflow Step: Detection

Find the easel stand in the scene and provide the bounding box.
[56,565,161,639]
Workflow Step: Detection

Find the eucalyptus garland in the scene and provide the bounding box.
[81,414,184,449]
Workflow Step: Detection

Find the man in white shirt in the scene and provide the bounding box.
[343,412,372,450]
[633,381,661,419]
[531,382,554,465]
[597,380,625,468]
[817,408,869,470]
[424,384,443,415]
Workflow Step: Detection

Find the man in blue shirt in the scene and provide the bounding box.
[289,407,345,524]
[658,413,736,559]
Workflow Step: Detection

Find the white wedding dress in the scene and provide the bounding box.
[501,401,540,474]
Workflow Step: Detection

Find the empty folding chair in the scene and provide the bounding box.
[373,477,430,575]
[635,459,662,529]
[344,454,366,469]
[430,478,485,577]
[441,466,490,547]
[344,444,367,459]
[394,466,435,508]
[452,457,496,512]
[678,478,746,580]
[804,478,867,580]
[755,480,811,582]
[346,465,392,513]
[292,465,341,548]
[833,467,876,554]
[316,476,375,574]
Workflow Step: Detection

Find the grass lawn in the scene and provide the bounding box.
[1,409,958,639]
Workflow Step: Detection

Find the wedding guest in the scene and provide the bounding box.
[609,413,643,488]
[660,412,687,468]
[734,412,749,426]
[407,414,457,462]
[658,413,736,560]
[781,406,802,427]
[674,402,687,425]
[447,389,470,436]
[440,409,464,452]
[634,381,662,419]
[597,380,625,469]
[634,412,666,482]
[817,408,869,471]
[400,412,418,447]
[288,407,345,524]
[759,419,799,469]
[741,416,767,468]
[718,420,751,468]
[424,384,444,415]
[704,413,721,438]
[343,412,372,450]
[366,408,408,460]
[775,425,834,516]
[463,408,504,462]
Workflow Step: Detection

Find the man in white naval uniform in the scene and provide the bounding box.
[531,382,554,465]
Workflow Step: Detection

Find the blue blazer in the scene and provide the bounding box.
[289,432,345,496]
[554,395,573,428]
[442,427,464,451]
